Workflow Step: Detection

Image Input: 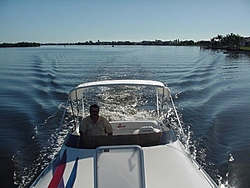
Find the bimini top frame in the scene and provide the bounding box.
[69,79,171,101]
[59,79,184,134]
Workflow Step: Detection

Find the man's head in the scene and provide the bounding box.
[89,104,99,117]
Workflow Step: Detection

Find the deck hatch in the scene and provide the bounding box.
[94,145,145,188]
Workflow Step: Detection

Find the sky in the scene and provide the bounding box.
[0,0,250,43]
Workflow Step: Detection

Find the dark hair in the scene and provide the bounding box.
[89,104,99,112]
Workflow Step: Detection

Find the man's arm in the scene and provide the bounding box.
[103,117,113,135]
[79,118,87,136]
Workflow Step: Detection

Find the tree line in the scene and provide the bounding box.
[0,33,247,49]
[0,42,40,47]
[210,33,244,49]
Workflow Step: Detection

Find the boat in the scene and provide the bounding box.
[30,79,218,188]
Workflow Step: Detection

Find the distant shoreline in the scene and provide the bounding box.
[0,40,198,47]
[1,40,250,51]
[0,42,40,48]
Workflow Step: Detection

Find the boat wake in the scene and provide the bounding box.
[12,105,73,187]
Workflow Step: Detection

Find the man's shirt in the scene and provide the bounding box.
[79,116,113,136]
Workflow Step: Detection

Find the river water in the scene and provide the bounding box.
[0,45,250,188]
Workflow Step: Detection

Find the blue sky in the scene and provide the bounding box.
[1,0,249,43]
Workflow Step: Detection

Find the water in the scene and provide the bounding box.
[0,46,250,187]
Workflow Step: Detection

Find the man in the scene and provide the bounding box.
[79,104,113,136]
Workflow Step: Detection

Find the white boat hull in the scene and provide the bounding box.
[31,140,217,188]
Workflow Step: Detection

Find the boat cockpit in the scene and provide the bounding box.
[65,120,177,149]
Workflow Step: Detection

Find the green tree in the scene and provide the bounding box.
[221,33,243,48]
